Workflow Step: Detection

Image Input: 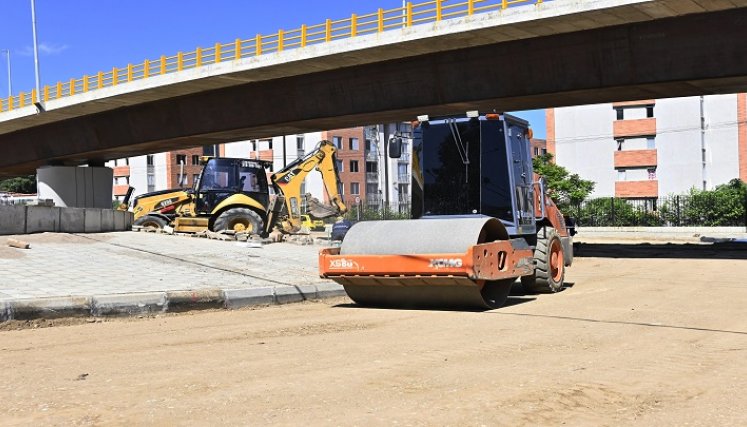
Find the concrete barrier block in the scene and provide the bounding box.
[113,210,126,231]
[125,211,134,230]
[166,289,224,312]
[26,206,61,234]
[101,209,115,232]
[224,287,275,309]
[84,209,102,233]
[315,282,347,299]
[275,286,305,305]
[92,292,167,316]
[60,208,86,233]
[0,205,27,235]
[10,296,92,320]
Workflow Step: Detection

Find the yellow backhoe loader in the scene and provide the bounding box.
[129,140,346,235]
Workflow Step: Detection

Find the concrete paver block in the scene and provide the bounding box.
[224,287,275,309]
[0,206,27,235]
[92,292,167,316]
[100,209,115,232]
[84,209,102,232]
[60,208,86,233]
[275,286,305,305]
[25,206,61,234]
[10,296,91,320]
[315,282,346,299]
[166,289,224,312]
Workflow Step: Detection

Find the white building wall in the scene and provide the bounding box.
[554,103,616,197]
[704,94,740,188]
[656,96,705,195]
[128,156,150,198]
[153,152,169,191]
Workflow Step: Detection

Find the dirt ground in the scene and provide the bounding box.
[1,242,746,426]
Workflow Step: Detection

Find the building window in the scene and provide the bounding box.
[365,139,372,151]
[296,136,304,150]
[176,154,186,164]
[615,108,624,120]
[350,182,360,195]
[349,137,359,150]
[146,155,154,166]
[646,105,654,118]
[616,139,624,151]
[541,148,547,155]
[366,161,377,173]
[647,168,656,180]
[333,136,342,149]
[647,137,656,149]
[193,174,200,187]
[350,160,359,172]
[192,155,200,165]
[617,169,626,181]
[534,147,539,156]
[335,159,343,172]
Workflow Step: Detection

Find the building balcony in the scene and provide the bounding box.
[397,174,410,183]
[397,153,410,162]
[612,100,656,108]
[614,150,657,168]
[615,180,658,198]
[613,118,656,138]
[366,172,378,182]
[113,165,130,177]
[366,151,378,161]
[113,184,131,196]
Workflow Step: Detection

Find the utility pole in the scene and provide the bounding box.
[1,49,11,97]
[30,0,42,107]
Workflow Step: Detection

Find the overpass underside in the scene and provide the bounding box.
[1,0,747,175]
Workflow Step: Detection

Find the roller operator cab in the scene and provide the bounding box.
[319,112,574,310]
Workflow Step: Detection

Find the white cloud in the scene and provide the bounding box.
[17,42,69,56]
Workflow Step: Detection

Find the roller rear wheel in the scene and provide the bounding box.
[522,227,565,293]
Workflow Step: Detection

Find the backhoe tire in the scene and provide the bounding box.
[134,214,168,230]
[521,227,565,294]
[213,208,264,234]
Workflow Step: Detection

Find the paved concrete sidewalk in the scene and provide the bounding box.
[0,232,344,320]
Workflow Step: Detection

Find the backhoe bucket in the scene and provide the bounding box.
[306,194,340,219]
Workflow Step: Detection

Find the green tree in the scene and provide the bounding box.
[0,175,37,194]
[532,153,595,205]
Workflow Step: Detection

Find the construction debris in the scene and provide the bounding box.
[7,238,30,249]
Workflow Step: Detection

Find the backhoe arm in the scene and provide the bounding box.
[270,140,347,233]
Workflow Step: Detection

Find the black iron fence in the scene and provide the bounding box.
[560,194,747,227]
[331,194,747,228]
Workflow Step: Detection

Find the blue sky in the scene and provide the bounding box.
[0,0,545,138]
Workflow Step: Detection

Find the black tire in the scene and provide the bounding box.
[521,227,565,293]
[481,279,515,309]
[134,214,168,230]
[213,208,264,234]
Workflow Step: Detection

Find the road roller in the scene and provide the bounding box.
[319,112,575,309]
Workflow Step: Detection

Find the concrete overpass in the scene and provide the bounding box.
[1,0,747,175]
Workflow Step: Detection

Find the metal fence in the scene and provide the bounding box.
[0,0,550,112]
[561,195,747,228]
[342,197,412,221]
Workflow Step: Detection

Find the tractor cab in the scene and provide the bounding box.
[193,158,271,214]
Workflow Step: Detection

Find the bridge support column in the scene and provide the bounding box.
[37,166,113,208]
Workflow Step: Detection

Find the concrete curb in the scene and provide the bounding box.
[0,283,346,322]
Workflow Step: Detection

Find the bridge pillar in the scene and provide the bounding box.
[37,166,114,208]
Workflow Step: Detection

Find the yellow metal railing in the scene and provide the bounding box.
[0,0,547,113]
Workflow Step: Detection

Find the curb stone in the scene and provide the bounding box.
[167,289,224,312]
[10,296,92,320]
[223,287,275,309]
[92,292,167,316]
[315,282,346,298]
[275,286,307,305]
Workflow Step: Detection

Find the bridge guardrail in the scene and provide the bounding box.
[0,0,548,113]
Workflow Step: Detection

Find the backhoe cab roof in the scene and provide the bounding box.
[200,156,273,168]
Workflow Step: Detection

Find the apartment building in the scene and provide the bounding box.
[547,93,747,200]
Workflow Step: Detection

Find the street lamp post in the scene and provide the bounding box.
[0,49,11,98]
[30,0,42,105]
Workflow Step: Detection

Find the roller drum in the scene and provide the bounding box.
[339,216,514,309]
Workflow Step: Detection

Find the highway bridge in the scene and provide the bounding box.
[1,0,746,175]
